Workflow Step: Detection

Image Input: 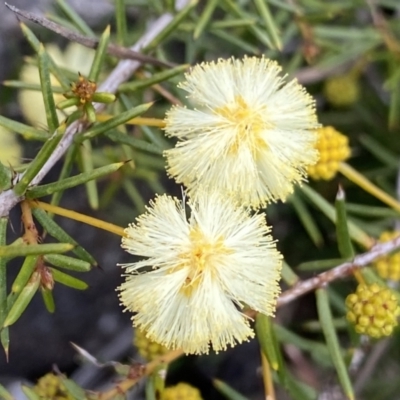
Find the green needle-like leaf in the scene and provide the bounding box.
[41,288,55,313]
[290,192,323,247]
[81,102,153,140]
[254,0,282,50]
[38,44,60,133]
[50,144,78,208]
[118,65,189,92]
[335,186,355,259]
[44,254,91,272]
[115,0,128,45]
[301,185,373,248]
[56,0,95,37]
[213,379,249,400]
[32,207,96,266]
[297,258,347,271]
[13,129,64,196]
[0,163,12,193]
[20,23,70,89]
[11,255,38,296]
[61,377,88,400]
[357,135,398,167]
[26,162,125,199]
[0,243,74,259]
[91,92,116,103]
[145,379,157,400]
[88,25,110,82]
[79,140,99,210]
[0,218,9,356]
[211,29,260,54]
[255,314,280,371]
[51,268,88,290]
[57,97,80,110]
[345,203,400,218]
[4,271,40,327]
[0,384,14,400]
[316,288,354,400]
[193,0,218,39]
[21,386,41,400]
[3,80,65,93]
[388,69,400,131]
[274,324,333,367]
[281,261,299,286]
[145,0,199,50]
[106,130,163,155]
[123,180,146,213]
[0,115,49,141]
[222,0,273,48]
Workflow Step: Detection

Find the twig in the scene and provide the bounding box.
[4,3,174,68]
[0,0,191,218]
[277,234,400,307]
[97,349,184,400]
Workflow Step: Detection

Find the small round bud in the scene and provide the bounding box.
[374,230,400,281]
[33,373,73,399]
[134,328,169,361]
[161,383,203,400]
[345,283,400,339]
[308,126,351,180]
[324,73,360,108]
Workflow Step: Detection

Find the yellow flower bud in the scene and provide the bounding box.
[308,126,351,180]
[161,383,203,400]
[134,328,169,361]
[374,230,400,281]
[346,283,400,339]
[33,373,73,400]
[324,73,360,107]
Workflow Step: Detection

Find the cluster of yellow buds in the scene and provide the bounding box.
[161,383,203,400]
[323,72,360,108]
[134,328,169,361]
[308,126,351,180]
[374,231,400,281]
[346,283,400,338]
[32,373,74,400]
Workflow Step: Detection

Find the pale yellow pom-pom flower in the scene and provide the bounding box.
[164,56,319,208]
[118,191,282,354]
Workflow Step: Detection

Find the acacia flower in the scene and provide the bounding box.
[164,56,319,208]
[118,191,282,354]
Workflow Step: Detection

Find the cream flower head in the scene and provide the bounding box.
[118,191,282,354]
[164,56,320,208]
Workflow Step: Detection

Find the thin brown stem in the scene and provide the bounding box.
[4,3,173,67]
[97,349,184,400]
[20,200,38,245]
[278,234,400,307]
